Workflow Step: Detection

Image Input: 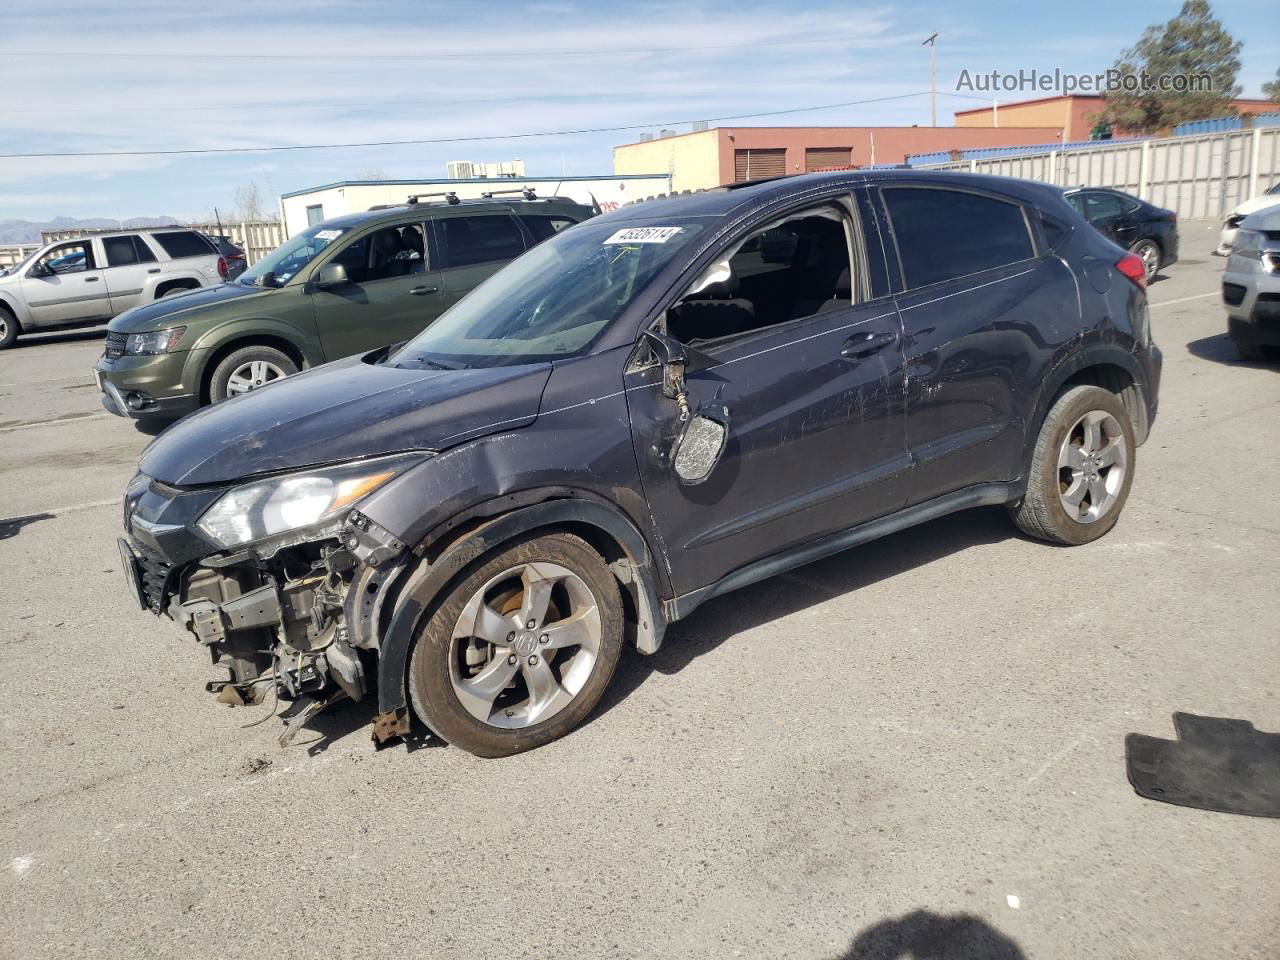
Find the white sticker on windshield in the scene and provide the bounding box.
[313,229,342,241]
[603,227,682,245]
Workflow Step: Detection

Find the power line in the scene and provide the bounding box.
[5,35,916,63]
[0,92,936,160]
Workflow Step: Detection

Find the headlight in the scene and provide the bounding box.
[125,327,187,355]
[196,453,425,549]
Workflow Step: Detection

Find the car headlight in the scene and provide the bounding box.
[125,327,187,355]
[196,453,425,549]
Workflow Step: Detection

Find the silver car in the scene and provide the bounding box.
[1222,206,1280,361]
[0,229,225,349]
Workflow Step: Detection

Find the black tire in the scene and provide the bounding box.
[158,284,196,299]
[408,532,623,758]
[1129,238,1161,282]
[1009,384,1136,545]
[0,306,18,349]
[207,344,298,404]
[1232,336,1266,362]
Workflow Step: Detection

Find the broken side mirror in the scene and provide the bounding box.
[672,405,730,484]
[641,328,689,419]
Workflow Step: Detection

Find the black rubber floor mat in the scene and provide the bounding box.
[1126,713,1280,818]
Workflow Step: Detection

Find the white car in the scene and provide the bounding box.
[1222,206,1280,361]
[0,229,226,349]
[1216,182,1280,256]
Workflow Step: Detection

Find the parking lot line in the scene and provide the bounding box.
[0,411,110,433]
[1149,291,1218,308]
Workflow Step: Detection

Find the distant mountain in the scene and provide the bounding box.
[0,216,182,245]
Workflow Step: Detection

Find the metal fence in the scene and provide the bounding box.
[0,244,42,271]
[37,220,285,265]
[915,126,1280,220]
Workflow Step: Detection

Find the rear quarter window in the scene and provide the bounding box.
[884,187,1034,289]
[152,231,214,259]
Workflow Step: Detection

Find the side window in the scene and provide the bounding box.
[520,215,578,244]
[883,187,1034,289]
[153,230,215,259]
[1065,193,1086,217]
[306,204,325,227]
[436,215,525,269]
[132,235,158,263]
[1084,193,1124,222]
[35,241,94,275]
[365,224,426,282]
[103,234,146,267]
[329,224,426,284]
[666,205,853,346]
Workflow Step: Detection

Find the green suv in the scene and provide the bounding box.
[95,195,593,420]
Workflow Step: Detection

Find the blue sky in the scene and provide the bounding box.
[0,0,1275,222]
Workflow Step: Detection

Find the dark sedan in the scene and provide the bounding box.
[1065,187,1178,282]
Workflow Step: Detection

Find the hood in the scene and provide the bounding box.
[139,354,552,486]
[1230,195,1280,221]
[1239,206,1280,232]
[107,281,276,333]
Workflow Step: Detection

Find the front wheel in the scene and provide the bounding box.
[0,307,18,349]
[208,345,298,403]
[409,532,623,758]
[1009,385,1136,545]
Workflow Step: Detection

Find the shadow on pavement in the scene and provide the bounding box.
[839,909,1025,959]
[0,512,54,540]
[597,506,1015,719]
[1186,333,1279,368]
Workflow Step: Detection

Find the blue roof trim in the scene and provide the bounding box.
[282,173,671,199]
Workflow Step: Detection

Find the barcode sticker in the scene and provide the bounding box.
[603,227,682,245]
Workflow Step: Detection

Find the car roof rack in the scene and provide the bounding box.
[407,191,460,205]
[480,187,539,201]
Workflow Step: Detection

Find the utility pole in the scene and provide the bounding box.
[923,33,938,127]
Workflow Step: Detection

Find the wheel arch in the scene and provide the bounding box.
[0,290,28,328]
[1026,346,1149,471]
[374,494,669,732]
[194,327,312,404]
[153,276,203,298]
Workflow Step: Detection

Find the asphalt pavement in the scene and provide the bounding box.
[2,219,1277,959]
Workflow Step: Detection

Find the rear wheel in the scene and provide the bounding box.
[208,345,297,403]
[0,307,17,349]
[1010,385,1136,545]
[1129,239,1161,282]
[408,532,623,758]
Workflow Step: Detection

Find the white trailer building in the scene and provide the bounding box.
[279,173,671,238]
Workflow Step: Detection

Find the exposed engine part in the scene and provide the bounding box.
[342,511,407,569]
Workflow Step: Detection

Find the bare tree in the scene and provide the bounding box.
[232,183,267,221]
[355,168,391,181]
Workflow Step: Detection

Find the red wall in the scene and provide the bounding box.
[714,127,1066,183]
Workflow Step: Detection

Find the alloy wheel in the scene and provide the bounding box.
[1136,241,1159,282]
[225,359,287,395]
[1057,409,1128,523]
[448,561,602,729]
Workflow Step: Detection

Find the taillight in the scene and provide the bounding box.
[217,256,228,278]
[1115,253,1147,290]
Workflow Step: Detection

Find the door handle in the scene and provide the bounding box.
[409,285,439,296]
[84,276,100,282]
[148,268,161,274]
[841,330,896,360]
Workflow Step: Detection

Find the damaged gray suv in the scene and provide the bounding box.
[117,171,1161,756]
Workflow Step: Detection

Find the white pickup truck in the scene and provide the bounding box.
[0,228,226,348]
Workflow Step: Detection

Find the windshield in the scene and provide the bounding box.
[391,220,706,368]
[238,224,349,287]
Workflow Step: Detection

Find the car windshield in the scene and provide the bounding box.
[391,219,706,368]
[1,251,37,276]
[238,224,349,287]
